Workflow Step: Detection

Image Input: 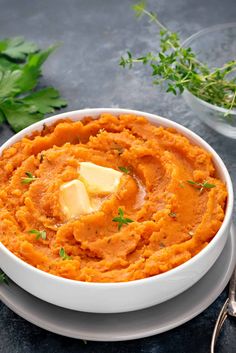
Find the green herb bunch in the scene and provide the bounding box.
[0,37,67,132]
[120,1,236,116]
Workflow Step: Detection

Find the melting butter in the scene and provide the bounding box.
[79,162,122,194]
[60,162,123,219]
[59,179,92,219]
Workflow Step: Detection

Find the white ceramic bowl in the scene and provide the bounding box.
[0,108,234,313]
[182,23,236,139]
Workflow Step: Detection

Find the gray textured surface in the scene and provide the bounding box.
[0,0,236,352]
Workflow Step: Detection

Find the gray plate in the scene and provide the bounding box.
[0,226,235,342]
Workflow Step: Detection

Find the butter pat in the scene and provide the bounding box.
[60,179,92,219]
[60,163,123,219]
[79,162,122,194]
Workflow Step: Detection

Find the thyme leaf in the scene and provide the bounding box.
[118,166,130,174]
[187,180,216,192]
[59,247,71,260]
[28,229,47,240]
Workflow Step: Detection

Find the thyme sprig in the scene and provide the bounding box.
[120,1,236,115]
[28,229,47,240]
[187,180,216,192]
[112,208,134,230]
[59,247,71,260]
[21,171,37,184]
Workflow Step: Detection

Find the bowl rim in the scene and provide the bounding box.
[0,108,234,288]
[182,22,236,115]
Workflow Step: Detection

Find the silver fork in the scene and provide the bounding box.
[211,268,236,353]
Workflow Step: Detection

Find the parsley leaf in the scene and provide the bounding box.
[23,87,67,114]
[0,37,38,61]
[16,45,59,93]
[0,57,19,71]
[0,70,22,99]
[1,100,43,132]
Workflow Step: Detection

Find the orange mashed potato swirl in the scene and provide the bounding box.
[0,114,227,282]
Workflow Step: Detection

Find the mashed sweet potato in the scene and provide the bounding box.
[0,114,227,282]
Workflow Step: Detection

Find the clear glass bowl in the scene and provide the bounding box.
[182,23,236,139]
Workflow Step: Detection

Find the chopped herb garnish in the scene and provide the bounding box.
[0,269,9,285]
[21,171,37,184]
[112,207,134,230]
[118,166,130,174]
[187,180,216,192]
[187,180,198,186]
[59,247,71,260]
[169,212,177,218]
[28,229,47,240]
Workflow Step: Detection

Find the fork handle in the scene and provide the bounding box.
[210,299,229,353]
[228,268,236,302]
[228,267,236,316]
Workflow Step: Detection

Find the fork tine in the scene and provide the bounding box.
[210,299,229,353]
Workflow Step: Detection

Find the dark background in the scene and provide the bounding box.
[0,0,236,352]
